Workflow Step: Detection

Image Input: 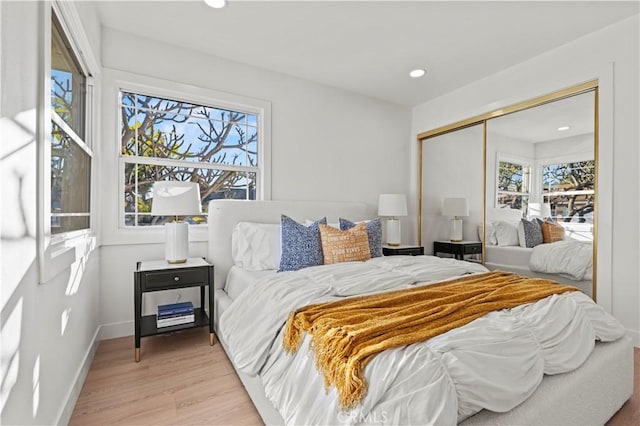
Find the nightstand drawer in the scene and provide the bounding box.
[144,268,206,290]
[464,244,482,254]
[383,246,424,256]
[434,242,456,253]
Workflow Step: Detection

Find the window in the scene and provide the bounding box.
[542,161,595,224]
[119,91,260,226]
[496,159,531,213]
[50,11,92,235]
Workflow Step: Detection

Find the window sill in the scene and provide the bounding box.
[100,225,209,246]
[39,230,97,284]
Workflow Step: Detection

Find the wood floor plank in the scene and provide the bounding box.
[70,327,638,425]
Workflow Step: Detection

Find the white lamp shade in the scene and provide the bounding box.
[528,203,551,218]
[204,0,226,8]
[151,181,202,217]
[442,197,469,217]
[378,194,408,217]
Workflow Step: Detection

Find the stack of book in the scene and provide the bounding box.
[156,301,194,328]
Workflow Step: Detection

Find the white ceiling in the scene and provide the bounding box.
[488,90,595,143]
[95,0,639,107]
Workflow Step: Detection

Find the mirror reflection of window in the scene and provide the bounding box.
[542,160,595,224]
[496,158,532,214]
[486,91,595,242]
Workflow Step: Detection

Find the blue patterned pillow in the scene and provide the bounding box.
[339,218,383,258]
[278,215,327,272]
[518,218,544,248]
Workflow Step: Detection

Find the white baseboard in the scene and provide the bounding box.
[56,326,101,426]
[99,320,133,340]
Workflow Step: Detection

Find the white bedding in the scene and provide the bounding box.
[219,255,624,425]
[225,265,276,300]
[529,240,593,281]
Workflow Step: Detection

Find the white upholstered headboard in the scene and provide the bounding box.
[207,199,371,290]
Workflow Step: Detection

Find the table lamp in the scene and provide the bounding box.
[151,181,202,263]
[378,194,407,246]
[442,197,469,242]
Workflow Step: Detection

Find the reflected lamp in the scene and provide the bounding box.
[378,194,408,246]
[151,181,202,263]
[442,198,469,242]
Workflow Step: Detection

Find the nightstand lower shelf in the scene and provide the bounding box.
[140,308,209,337]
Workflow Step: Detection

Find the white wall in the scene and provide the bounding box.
[98,27,412,337]
[0,1,101,425]
[411,15,639,344]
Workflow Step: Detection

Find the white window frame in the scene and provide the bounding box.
[494,153,532,211]
[118,87,264,229]
[38,1,99,283]
[538,154,595,239]
[101,69,272,246]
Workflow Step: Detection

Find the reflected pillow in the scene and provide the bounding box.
[518,218,543,248]
[339,218,383,258]
[478,223,498,246]
[541,220,565,243]
[278,215,327,272]
[494,220,520,246]
[319,223,371,265]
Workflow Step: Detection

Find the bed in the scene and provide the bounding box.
[483,208,593,297]
[485,245,593,296]
[207,199,632,425]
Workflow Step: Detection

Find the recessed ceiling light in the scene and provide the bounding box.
[409,69,426,78]
[204,0,226,8]
[557,126,571,131]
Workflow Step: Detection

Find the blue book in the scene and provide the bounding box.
[157,302,194,316]
[157,311,194,320]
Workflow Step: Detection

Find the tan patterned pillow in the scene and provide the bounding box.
[541,220,565,243]
[319,223,371,265]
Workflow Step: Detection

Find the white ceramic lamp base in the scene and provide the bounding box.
[449,218,463,242]
[165,222,188,263]
[386,218,401,246]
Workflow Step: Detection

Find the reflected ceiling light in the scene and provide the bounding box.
[409,69,426,78]
[204,0,226,8]
[557,126,571,131]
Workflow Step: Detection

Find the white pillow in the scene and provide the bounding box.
[231,222,281,271]
[494,220,520,246]
[478,223,498,246]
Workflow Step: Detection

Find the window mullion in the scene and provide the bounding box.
[122,155,257,173]
[51,112,92,157]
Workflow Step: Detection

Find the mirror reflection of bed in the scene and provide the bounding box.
[420,85,597,300]
[484,90,595,298]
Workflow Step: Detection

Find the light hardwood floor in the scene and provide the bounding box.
[71,327,639,425]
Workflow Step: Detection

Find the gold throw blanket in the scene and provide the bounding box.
[283,271,577,409]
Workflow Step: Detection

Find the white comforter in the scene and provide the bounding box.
[529,240,593,281]
[219,255,624,425]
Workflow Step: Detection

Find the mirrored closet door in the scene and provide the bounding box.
[420,124,484,257]
[418,82,598,300]
[484,90,596,298]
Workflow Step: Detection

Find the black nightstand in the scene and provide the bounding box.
[383,245,425,256]
[134,258,214,362]
[433,241,482,262]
